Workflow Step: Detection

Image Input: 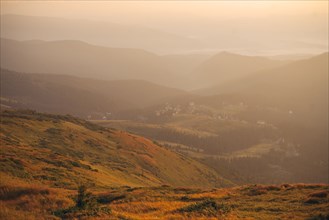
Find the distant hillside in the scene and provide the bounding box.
[192,52,288,89]
[197,53,328,115]
[0,69,188,118]
[0,110,232,189]
[0,38,182,87]
[97,54,328,184]
[0,14,201,54]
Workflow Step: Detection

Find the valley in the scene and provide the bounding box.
[0,4,328,219]
[0,111,328,219]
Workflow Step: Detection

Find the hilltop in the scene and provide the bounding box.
[0,38,177,87]
[198,52,328,108]
[191,52,287,89]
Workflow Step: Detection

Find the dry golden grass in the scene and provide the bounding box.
[1,111,328,219]
[1,110,232,190]
[88,185,328,219]
[0,183,327,219]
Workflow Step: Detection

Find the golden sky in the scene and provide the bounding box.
[1,1,328,54]
[1,1,327,22]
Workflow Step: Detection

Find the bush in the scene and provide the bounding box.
[307,213,329,220]
[176,199,231,217]
[76,185,97,211]
[309,191,328,198]
[54,185,111,218]
[305,198,320,205]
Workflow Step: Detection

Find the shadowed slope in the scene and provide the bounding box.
[0,69,188,118]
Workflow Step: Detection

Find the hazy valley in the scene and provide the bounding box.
[1,3,328,219]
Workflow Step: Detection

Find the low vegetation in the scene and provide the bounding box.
[1,110,328,219]
[0,110,230,189]
[0,183,328,219]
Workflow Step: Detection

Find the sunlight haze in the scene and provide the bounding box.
[1,1,328,55]
[0,1,328,219]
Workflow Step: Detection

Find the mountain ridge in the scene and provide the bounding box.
[0,68,190,118]
[191,51,288,89]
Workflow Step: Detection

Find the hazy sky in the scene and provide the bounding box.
[1,1,328,55]
[1,1,327,21]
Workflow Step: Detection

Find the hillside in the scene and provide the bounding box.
[0,181,328,219]
[198,53,328,106]
[0,69,188,118]
[197,52,328,130]
[95,103,328,185]
[192,52,287,89]
[0,38,181,87]
[0,110,232,189]
[0,110,327,219]
[94,52,329,184]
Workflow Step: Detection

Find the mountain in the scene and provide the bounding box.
[0,69,189,118]
[0,38,183,87]
[0,110,232,189]
[0,14,201,54]
[95,53,328,185]
[197,52,328,113]
[192,52,288,89]
[1,111,327,220]
[160,53,211,89]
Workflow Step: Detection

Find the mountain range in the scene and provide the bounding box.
[0,14,201,54]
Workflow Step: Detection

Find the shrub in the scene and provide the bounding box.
[0,186,49,201]
[307,213,329,220]
[305,198,320,205]
[176,199,231,217]
[309,191,328,198]
[98,194,126,204]
[54,185,111,218]
[45,128,61,135]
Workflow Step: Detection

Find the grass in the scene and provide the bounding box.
[1,110,230,189]
[1,183,327,219]
[1,110,328,219]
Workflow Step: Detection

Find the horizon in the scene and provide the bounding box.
[1,1,328,55]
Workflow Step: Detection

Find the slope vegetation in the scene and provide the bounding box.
[0,110,231,189]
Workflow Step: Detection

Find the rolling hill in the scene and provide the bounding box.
[192,52,288,89]
[197,52,328,116]
[93,53,328,184]
[0,111,328,220]
[0,109,232,189]
[0,69,188,118]
[0,38,181,87]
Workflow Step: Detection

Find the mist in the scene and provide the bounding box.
[1,1,328,55]
[0,1,328,219]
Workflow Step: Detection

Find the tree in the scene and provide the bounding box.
[75,185,98,211]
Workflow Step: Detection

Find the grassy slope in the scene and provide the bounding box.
[0,181,328,219]
[0,111,328,219]
[106,184,329,220]
[0,110,231,189]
